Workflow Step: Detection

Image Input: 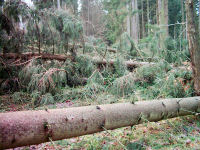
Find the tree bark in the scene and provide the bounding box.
[185,0,200,95]
[1,97,200,149]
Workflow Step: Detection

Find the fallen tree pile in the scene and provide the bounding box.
[0,52,156,68]
[0,97,200,149]
[1,53,191,70]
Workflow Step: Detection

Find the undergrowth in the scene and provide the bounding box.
[5,53,193,107]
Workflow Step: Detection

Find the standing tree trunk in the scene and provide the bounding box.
[157,0,169,49]
[199,0,200,32]
[35,23,41,54]
[57,0,61,9]
[127,0,139,43]
[127,3,131,36]
[141,0,145,38]
[181,0,186,39]
[147,0,150,35]
[1,97,200,149]
[131,0,140,42]
[81,0,91,36]
[186,0,200,95]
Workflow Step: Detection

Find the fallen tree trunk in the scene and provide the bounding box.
[0,53,155,68]
[0,52,73,61]
[95,59,155,68]
[1,97,200,149]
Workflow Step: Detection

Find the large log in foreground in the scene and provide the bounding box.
[1,97,200,149]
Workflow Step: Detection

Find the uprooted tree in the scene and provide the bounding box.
[0,97,200,149]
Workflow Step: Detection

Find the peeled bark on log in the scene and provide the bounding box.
[1,97,200,149]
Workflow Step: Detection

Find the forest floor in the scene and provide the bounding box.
[1,94,200,150]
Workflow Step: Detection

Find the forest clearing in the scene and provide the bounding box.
[1,0,200,149]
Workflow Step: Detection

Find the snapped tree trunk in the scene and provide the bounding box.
[1,97,200,149]
[185,0,200,95]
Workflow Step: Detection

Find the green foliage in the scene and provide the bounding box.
[154,69,193,98]
[126,142,145,150]
[30,90,42,106]
[34,0,54,9]
[3,0,30,22]
[19,59,67,95]
[17,56,96,101]
[0,1,31,53]
[110,73,136,97]
[139,25,189,64]
[139,25,161,59]
[40,93,55,105]
[113,57,129,77]
[103,0,128,43]
[12,92,30,104]
[161,37,189,64]
[1,0,83,54]
[168,0,182,37]
[109,60,193,100]
[134,65,193,100]
[135,62,168,85]
[74,55,95,77]
[51,10,83,39]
